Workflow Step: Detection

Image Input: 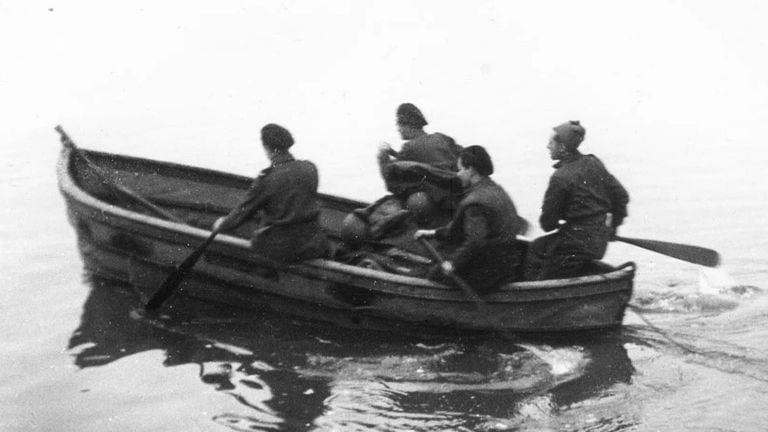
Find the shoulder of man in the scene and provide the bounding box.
[282,159,319,178]
[460,180,497,205]
[585,153,600,160]
[432,132,461,150]
[555,153,598,173]
[294,159,318,171]
[431,132,454,142]
[583,153,609,168]
[549,165,576,189]
[254,166,273,180]
[584,154,621,179]
[248,166,274,191]
[272,158,315,168]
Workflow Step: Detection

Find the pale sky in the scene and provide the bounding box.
[3,1,766,197]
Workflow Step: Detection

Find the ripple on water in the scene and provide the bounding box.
[631,268,764,315]
[297,343,588,394]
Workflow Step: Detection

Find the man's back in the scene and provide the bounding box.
[398,133,459,171]
[541,153,628,232]
[456,178,521,244]
[256,156,320,226]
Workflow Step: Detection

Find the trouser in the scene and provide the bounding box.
[250,220,330,263]
[524,216,611,281]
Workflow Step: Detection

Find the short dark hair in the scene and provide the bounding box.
[459,145,494,176]
[261,123,294,150]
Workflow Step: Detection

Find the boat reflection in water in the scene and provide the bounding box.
[68,275,637,431]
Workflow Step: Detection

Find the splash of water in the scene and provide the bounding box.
[631,267,764,314]
[698,268,739,294]
[699,267,762,297]
[515,345,588,377]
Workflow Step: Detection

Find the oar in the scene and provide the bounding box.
[145,222,287,311]
[417,238,486,307]
[614,235,720,267]
[144,228,222,310]
[55,126,185,224]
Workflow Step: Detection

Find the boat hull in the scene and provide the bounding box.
[58,145,635,333]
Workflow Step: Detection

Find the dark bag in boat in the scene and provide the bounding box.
[339,248,431,277]
[353,195,413,240]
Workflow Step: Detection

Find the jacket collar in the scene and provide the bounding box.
[271,152,295,166]
[553,151,583,168]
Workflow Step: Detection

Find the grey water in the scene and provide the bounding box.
[3,2,768,431]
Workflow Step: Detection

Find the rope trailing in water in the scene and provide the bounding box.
[627,305,768,383]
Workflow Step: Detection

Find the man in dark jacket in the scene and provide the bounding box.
[414,146,524,294]
[525,120,629,280]
[377,102,462,220]
[339,103,461,248]
[213,123,329,263]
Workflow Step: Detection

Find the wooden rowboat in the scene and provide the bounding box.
[57,142,635,333]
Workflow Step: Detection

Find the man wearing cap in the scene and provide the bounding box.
[414,145,524,294]
[339,103,462,249]
[380,103,460,171]
[377,103,462,221]
[213,123,329,263]
[525,120,629,280]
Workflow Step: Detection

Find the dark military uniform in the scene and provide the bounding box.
[527,152,629,280]
[431,177,524,293]
[378,132,461,210]
[219,152,328,262]
[396,132,460,171]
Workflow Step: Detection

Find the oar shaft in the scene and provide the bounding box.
[145,229,221,310]
[418,238,484,305]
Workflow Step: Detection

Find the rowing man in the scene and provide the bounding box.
[415,145,524,294]
[524,120,630,280]
[213,124,329,263]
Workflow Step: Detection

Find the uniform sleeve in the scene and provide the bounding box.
[450,205,490,270]
[606,173,629,227]
[539,176,569,232]
[377,146,393,176]
[218,171,269,231]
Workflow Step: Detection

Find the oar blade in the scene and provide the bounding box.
[145,269,188,310]
[616,236,720,267]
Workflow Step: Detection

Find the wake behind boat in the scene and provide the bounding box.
[57,140,635,333]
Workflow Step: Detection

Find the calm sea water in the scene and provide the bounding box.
[3,2,768,431]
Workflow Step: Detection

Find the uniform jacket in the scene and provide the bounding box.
[435,177,522,271]
[221,152,321,231]
[396,132,460,171]
[377,132,461,207]
[540,152,629,232]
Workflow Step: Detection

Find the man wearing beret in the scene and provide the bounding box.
[415,145,524,293]
[377,103,462,222]
[339,103,462,249]
[525,120,629,280]
[380,103,459,171]
[213,123,329,263]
